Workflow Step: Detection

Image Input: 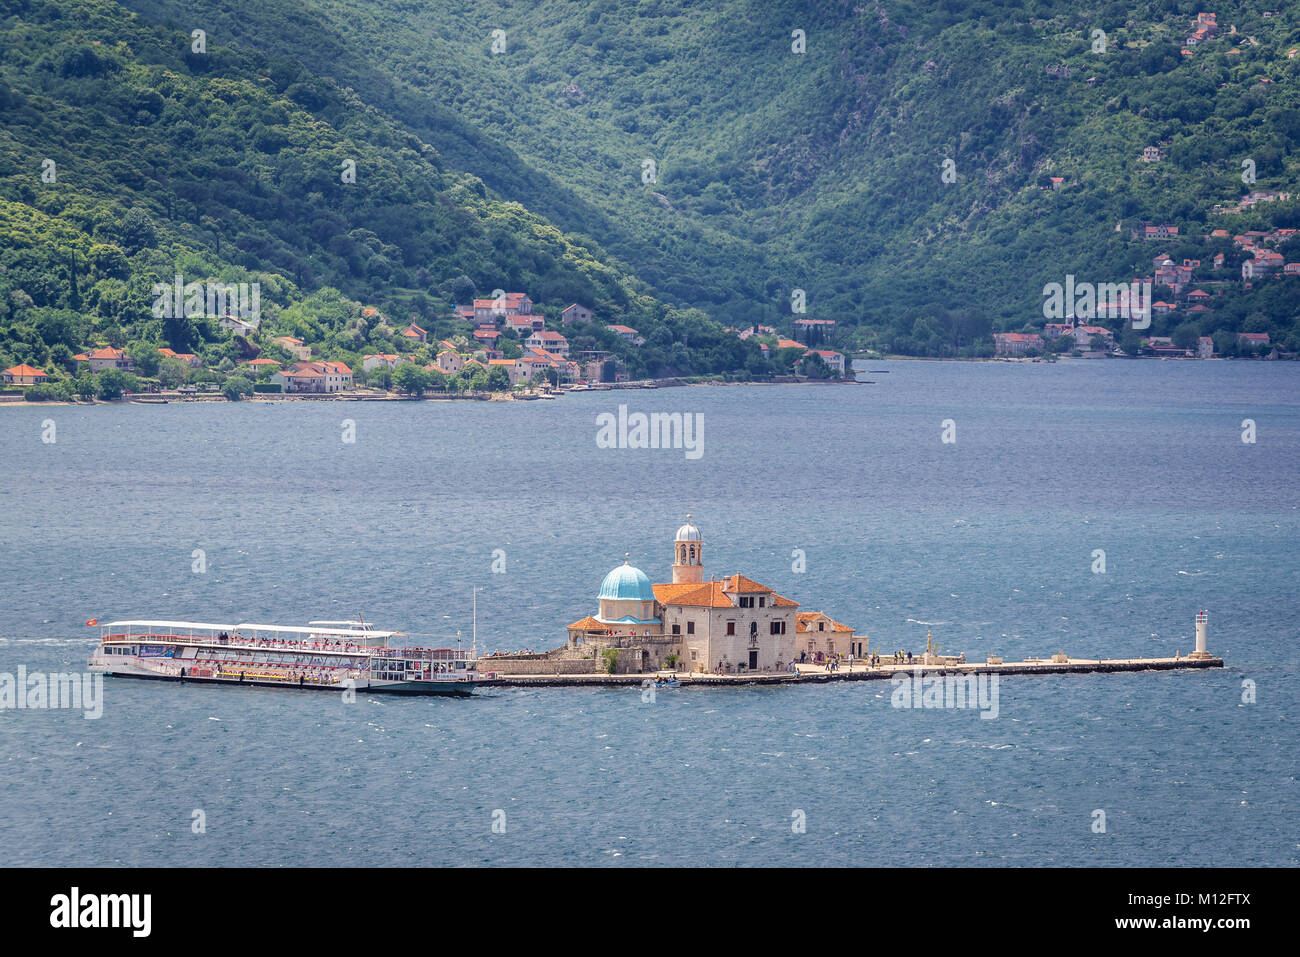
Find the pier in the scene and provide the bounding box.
[480,654,1224,688]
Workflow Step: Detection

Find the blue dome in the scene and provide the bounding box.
[598,562,654,602]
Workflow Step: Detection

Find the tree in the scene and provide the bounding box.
[96,368,136,399]
[393,363,429,395]
[486,366,511,391]
[128,342,160,377]
[157,356,190,389]
[117,209,157,255]
[222,376,254,400]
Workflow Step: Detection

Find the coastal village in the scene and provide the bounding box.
[2,288,851,402]
[993,221,1299,361]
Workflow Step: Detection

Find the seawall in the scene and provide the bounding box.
[479,655,1224,688]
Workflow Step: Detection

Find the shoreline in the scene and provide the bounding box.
[0,377,863,407]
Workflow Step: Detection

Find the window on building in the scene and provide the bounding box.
[671,624,680,635]
[818,622,824,631]
[687,621,695,635]
[759,597,765,607]
[726,621,735,635]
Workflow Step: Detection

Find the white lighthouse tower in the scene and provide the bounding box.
[1189,609,1211,659]
[672,515,704,584]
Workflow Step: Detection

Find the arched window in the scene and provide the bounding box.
[679,545,687,563]
[689,545,696,563]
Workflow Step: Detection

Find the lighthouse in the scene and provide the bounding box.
[1189,610,1211,659]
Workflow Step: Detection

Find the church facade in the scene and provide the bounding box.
[564,518,863,674]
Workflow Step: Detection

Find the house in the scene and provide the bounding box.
[362,353,407,372]
[1238,332,1271,351]
[1141,146,1162,162]
[473,327,502,345]
[402,323,428,344]
[3,363,50,386]
[993,333,1043,357]
[436,351,465,375]
[796,612,863,662]
[219,315,258,338]
[79,347,134,373]
[242,357,281,376]
[1143,337,1190,357]
[1151,302,1175,316]
[1197,336,1214,359]
[1070,326,1114,353]
[606,324,642,345]
[1243,258,1276,280]
[801,349,846,374]
[525,330,569,357]
[157,347,201,369]
[1285,263,1300,276]
[1139,223,1179,240]
[1043,322,1075,339]
[560,303,593,326]
[272,360,353,393]
[272,337,311,361]
[774,338,805,351]
[473,293,533,324]
[504,315,535,336]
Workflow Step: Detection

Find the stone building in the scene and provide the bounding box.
[562,517,860,674]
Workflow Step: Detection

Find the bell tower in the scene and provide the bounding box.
[672,514,704,584]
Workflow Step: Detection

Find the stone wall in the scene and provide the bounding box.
[479,657,605,676]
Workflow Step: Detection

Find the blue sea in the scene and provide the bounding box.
[1,359,1296,866]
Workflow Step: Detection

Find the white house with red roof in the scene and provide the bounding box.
[993,332,1044,357]
[473,293,533,324]
[362,353,410,373]
[272,336,311,361]
[272,360,353,393]
[606,324,643,346]
[801,348,845,374]
[3,363,50,386]
[525,329,569,357]
[76,347,134,373]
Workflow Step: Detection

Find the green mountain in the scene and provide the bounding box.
[4,0,1300,389]
[0,0,756,391]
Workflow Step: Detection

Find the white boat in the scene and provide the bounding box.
[87,620,483,696]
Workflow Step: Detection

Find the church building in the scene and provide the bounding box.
[565,517,862,674]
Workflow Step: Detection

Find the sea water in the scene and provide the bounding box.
[0,359,1295,865]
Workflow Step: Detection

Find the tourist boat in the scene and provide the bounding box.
[87,620,483,696]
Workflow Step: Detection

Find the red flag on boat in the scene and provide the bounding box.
[86,618,98,626]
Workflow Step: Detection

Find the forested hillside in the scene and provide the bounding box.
[0,0,754,393]
[3,0,1300,389]
[118,0,1300,354]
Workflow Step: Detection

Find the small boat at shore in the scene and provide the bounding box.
[87,620,483,696]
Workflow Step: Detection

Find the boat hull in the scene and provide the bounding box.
[96,668,478,696]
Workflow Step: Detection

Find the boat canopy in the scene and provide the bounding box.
[234,622,400,639]
[101,620,236,632]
